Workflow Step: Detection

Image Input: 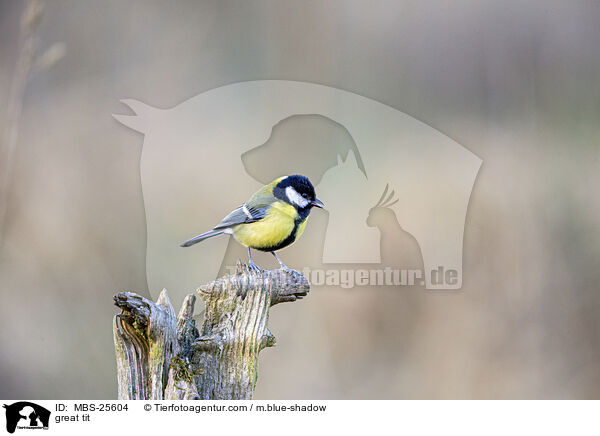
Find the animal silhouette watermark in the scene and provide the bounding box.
[114,80,481,303]
[3,402,50,433]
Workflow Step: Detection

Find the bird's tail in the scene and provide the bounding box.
[180,229,226,247]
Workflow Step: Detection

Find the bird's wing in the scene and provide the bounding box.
[212,203,268,229]
[212,186,279,230]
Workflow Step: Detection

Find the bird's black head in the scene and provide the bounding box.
[274,175,324,211]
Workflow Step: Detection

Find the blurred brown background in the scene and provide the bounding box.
[1,0,599,399]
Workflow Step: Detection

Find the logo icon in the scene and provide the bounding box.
[3,402,50,433]
[114,80,481,303]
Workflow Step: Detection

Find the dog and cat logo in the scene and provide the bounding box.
[3,402,50,433]
[114,80,481,304]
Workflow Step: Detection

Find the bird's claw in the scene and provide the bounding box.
[276,261,295,273]
[248,261,262,272]
[281,266,295,274]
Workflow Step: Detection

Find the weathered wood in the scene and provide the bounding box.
[194,262,309,399]
[164,294,200,400]
[113,261,309,400]
[113,289,177,400]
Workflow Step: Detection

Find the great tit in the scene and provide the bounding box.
[180,175,324,270]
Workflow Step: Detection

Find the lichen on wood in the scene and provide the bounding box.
[113,261,309,400]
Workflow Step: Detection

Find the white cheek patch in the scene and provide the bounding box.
[286,186,309,208]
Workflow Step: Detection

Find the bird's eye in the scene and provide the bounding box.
[302,193,308,199]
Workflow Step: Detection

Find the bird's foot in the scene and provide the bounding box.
[277,262,294,273]
[247,260,262,272]
[280,266,296,275]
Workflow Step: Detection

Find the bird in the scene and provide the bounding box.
[180,175,324,270]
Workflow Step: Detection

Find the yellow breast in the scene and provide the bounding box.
[295,218,307,240]
[232,202,298,250]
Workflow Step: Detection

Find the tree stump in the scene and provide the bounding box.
[113,262,309,400]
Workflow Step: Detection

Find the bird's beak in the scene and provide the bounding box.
[311,198,324,209]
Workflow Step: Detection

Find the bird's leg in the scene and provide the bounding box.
[247,247,261,271]
[271,251,290,270]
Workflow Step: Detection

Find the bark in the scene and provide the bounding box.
[113,261,309,400]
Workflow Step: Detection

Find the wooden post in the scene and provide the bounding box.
[113,262,309,400]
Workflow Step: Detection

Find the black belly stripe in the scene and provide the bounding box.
[255,216,306,252]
